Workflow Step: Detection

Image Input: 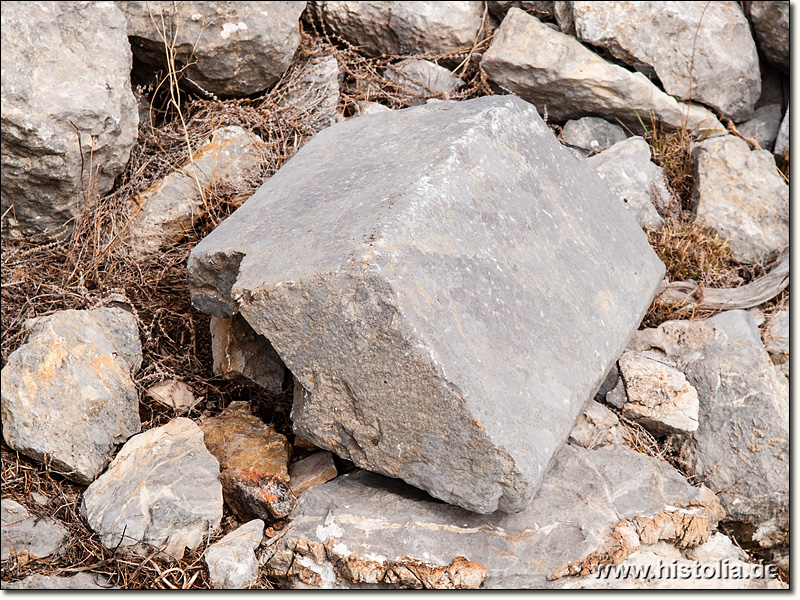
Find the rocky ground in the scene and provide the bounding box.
[0,1,790,590]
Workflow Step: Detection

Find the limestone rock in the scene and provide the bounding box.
[128,126,263,254]
[1,499,69,564]
[289,451,338,495]
[199,401,290,478]
[619,350,699,436]
[604,378,627,410]
[210,315,287,394]
[2,573,116,590]
[187,95,665,514]
[707,309,764,350]
[279,55,340,132]
[491,1,555,21]
[761,310,788,366]
[593,363,620,403]
[561,116,628,154]
[119,1,306,97]
[773,107,789,164]
[146,379,198,413]
[308,1,485,60]
[205,519,264,589]
[1,308,142,484]
[567,400,626,449]
[586,137,670,229]
[633,318,789,549]
[692,135,788,263]
[81,418,223,559]
[481,8,723,134]
[357,102,392,116]
[220,468,297,522]
[384,60,463,105]
[570,1,760,121]
[748,1,789,73]
[262,444,723,589]
[737,104,782,152]
[1,1,138,237]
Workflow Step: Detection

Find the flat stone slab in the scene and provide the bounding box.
[289,451,338,495]
[188,95,665,514]
[81,418,223,559]
[1,499,69,564]
[1,307,142,484]
[261,444,723,589]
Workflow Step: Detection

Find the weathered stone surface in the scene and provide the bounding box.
[199,401,290,477]
[604,378,627,410]
[119,1,306,97]
[279,55,340,132]
[188,95,665,514]
[593,363,620,403]
[618,350,699,436]
[1,1,138,237]
[481,9,723,133]
[747,1,789,73]
[81,418,223,559]
[707,309,764,350]
[308,1,485,60]
[1,308,142,484]
[761,309,788,366]
[631,318,789,549]
[129,126,263,254]
[205,519,264,589]
[261,444,723,589]
[220,468,297,522]
[692,135,788,263]
[737,104,782,152]
[488,1,554,21]
[2,573,116,590]
[567,400,626,449]
[561,116,628,154]
[570,2,760,121]
[773,107,789,164]
[210,315,286,394]
[566,540,784,589]
[289,451,338,495]
[1,499,69,564]
[146,379,198,412]
[586,137,670,229]
[357,101,392,116]
[385,60,463,105]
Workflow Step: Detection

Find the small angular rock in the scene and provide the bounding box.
[618,350,699,435]
[384,60,463,105]
[1,308,142,484]
[561,116,628,154]
[1,1,138,237]
[279,55,340,132]
[262,444,723,589]
[81,418,223,559]
[567,400,626,449]
[119,2,306,97]
[289,451,338,495]
[1,499,69,564]
[692,135,788,263]
[762,310,788,366]
[205,519,264,589]
[2,573,116,590]
[129,126,264,254]
[737,104,782,152]
[748,1,789,73]
[219,468,296,522]
[586,137,670,229]
[199,401,291,478]
[146,380,198,412]
[570,1,760,121]
[211,315,287,394]
[188,95,665,514]
[481,8,723,133]
[308,1,485,60]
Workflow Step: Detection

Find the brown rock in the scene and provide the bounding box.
[220,468,296,522]
[199,401,290,478]
[289,451,338,495]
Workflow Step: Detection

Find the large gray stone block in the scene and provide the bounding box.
[188,95,665,514]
